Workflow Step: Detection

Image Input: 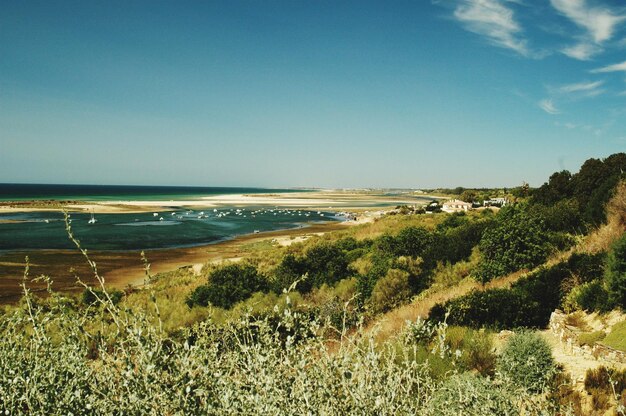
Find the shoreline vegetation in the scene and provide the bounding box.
[2,153,626,414]
[0,189,435,302]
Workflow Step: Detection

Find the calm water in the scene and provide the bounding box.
[0,208,339,251]
[0,184,430,251]
[0,183,307,201]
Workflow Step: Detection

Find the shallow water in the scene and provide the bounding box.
[0,208,339,251]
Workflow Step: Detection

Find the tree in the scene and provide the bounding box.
[606,234,626,309]
[272,254,309,293]
[187,263,268,309]
[477,205,551,282]
[368,268,412,314]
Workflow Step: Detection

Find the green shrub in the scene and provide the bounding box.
[563,280,610,313]
[431,264,570,329]
[497,331,556,393]
[368,268,412,314]
[187,263,268,309]
[567,252,606,283]
[603,320,626,352]
[477,205,551,282]
[82,288,123,306]
[606,233,626,309]
[578,331,606,346]
[427,373,519,416]
[445,326,497,376]
[272,242,353,294]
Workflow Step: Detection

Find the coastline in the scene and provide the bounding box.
[0,189,428,303]
[0,190,443,214]
[0,216,371,304]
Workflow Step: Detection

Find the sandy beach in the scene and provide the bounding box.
[0,190,440,214]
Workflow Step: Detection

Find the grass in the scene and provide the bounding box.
[578,331,606,346]
[603,320,626,352]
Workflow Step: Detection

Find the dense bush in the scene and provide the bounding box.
[566,252,607,283]
[532,152,626,225]
[1,287,556,415]
[444,326,496,376]
[427,373,518,416]
[606,233,626,309]
[368,268,412,314]
[272,242,353,294]
[82,287,124,306]
[477,205,551,283]
[186,263,268,309]
[532,199,584,233]
[431,264,570,329]
[562,280,610,313]
[432,218,492,266]
[497,331,556,393]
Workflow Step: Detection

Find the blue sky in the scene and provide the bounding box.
[1,0,625,188]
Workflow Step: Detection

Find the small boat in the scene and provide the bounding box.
[44,219,50,223]
[254,230,260,234]
[88,211,97,224]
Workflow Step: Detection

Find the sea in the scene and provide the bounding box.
[0,184,338,251]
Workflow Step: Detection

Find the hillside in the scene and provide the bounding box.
[1,153,625,415]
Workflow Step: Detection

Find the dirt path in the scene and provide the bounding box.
[540,330,626,385]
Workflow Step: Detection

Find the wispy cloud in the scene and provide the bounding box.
[539,98,561,114]
[550,0,626,43]
[561,42,602,60]
[558,80,605,96]
[453,0,530,56]
[551,0,626,61]
[591,60,626,73]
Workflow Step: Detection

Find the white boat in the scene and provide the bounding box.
[88,211,97,224]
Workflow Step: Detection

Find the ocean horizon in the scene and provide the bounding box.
[0,183,309,202]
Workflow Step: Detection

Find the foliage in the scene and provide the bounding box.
[444,326,496,376]
[431,264,570,330]
[578,331,606,347]
[532,152,626,225]
[562,280,610,313]
[427,373,519,416]
[272,241,353,294]
[82,287,124,306]
[186,263,268,309]
[547,371,584,416]
[567,251,607,283]
[497,331,556,394]
[368,268,412,314]
[432,218,492,266]
[606,233,626,309]
[477,205,551,283]
[603,320,626,352]
[431,249,478,289]
[584,366,626,395]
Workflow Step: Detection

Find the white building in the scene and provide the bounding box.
[442,199,472,213]
[483,197,508,207]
